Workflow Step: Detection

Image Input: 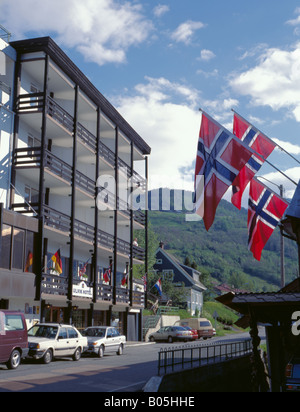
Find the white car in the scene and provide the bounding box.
[83,326,126,358]
[27,323,88,364]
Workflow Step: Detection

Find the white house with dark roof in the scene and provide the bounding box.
[153,242,206,315]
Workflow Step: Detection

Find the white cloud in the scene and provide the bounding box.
[273,138,300,155]
[199,49,216,62]
[153,5,170,18]
[259,168,300,200]
[230,43,300,121]
[112,77,201,190]
[0,0,153,66]
[171,20,206,45]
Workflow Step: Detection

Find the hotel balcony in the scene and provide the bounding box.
[40,273,145,308]
[13,145,146,228]
[16,93,146,189]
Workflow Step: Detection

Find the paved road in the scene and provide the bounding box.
[0,331,263,392]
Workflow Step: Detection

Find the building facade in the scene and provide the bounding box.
[0,33,150,341]
[153,243,206,315]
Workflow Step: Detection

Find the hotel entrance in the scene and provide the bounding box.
[44,306,65,323]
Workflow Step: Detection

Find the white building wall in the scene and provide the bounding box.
[0,39,16,209]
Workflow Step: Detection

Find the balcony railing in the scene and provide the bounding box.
[132,290,145,307]
[16,94,146,191]
[47,96,74,134]
[41,273,69,296]
[14,147,96,197]
[42,205,145,260]
[115,286,129,304]
[77,122,96,152]
[76,170,95,197]
[16,92,44,113]
[40,275,144,307]
[95,283,113,302]
[74,219,95,243]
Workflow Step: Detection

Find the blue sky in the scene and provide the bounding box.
[1,0,300,203]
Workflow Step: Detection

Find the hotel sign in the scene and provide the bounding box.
[73,281,93,299]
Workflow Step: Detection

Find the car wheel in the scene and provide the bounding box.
[6,349,21,370]
[117,344,123,356]
[73,347,82,361]
[168,336,173,343]
[42,349,53,365]
[98,345,104,358]
[149,336,155,342]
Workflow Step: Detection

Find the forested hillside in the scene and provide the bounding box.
[147,195,298,293]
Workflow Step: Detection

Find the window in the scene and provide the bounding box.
[28,134,40,148]
[28,325,58,339]
[4,314,24,331]
[24,231,34,273]
[68,328,78,339]
[0,224,11,269]
[162,270,174,282]
[12,228,25,270]
[25,185,39,204]
[58,328,68,339]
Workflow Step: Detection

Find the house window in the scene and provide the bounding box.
[162,270,174,282]
[156,259,162,265]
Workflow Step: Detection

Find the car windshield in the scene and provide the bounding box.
[28,325,58,339]
[83,328,105,338]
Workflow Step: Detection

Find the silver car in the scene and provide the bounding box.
[149,326,192,343]
[83,326,126,358]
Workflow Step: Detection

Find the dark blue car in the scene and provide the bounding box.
[286,358,300,392]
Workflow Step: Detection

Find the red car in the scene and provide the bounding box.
[0,311,29,369]
[183,326,198,340]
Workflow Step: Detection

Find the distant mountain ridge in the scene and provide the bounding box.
[147,189,298,292]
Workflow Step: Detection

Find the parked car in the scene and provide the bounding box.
[149,326,192,343]
[182,326,198,340]
[0,310,29,370]
[83,326,126,358]
[175,318,214,340]
[285,357,300,392]
[27,323,87,364]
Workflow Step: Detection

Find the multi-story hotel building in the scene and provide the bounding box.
[0,29,150,341]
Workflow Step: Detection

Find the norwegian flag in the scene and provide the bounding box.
[79,258,90,278]
[195,111,254,230]
[248,178,289,261]
[231,113,276,209]
[121,269,128,287]
[103,266,111,283]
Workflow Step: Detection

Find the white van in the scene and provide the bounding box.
[175,318,214,339]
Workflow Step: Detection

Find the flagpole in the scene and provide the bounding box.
[201,108,298,186]
[230,110,298,186]
[232,109,300,166]
[257,176,286,288]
